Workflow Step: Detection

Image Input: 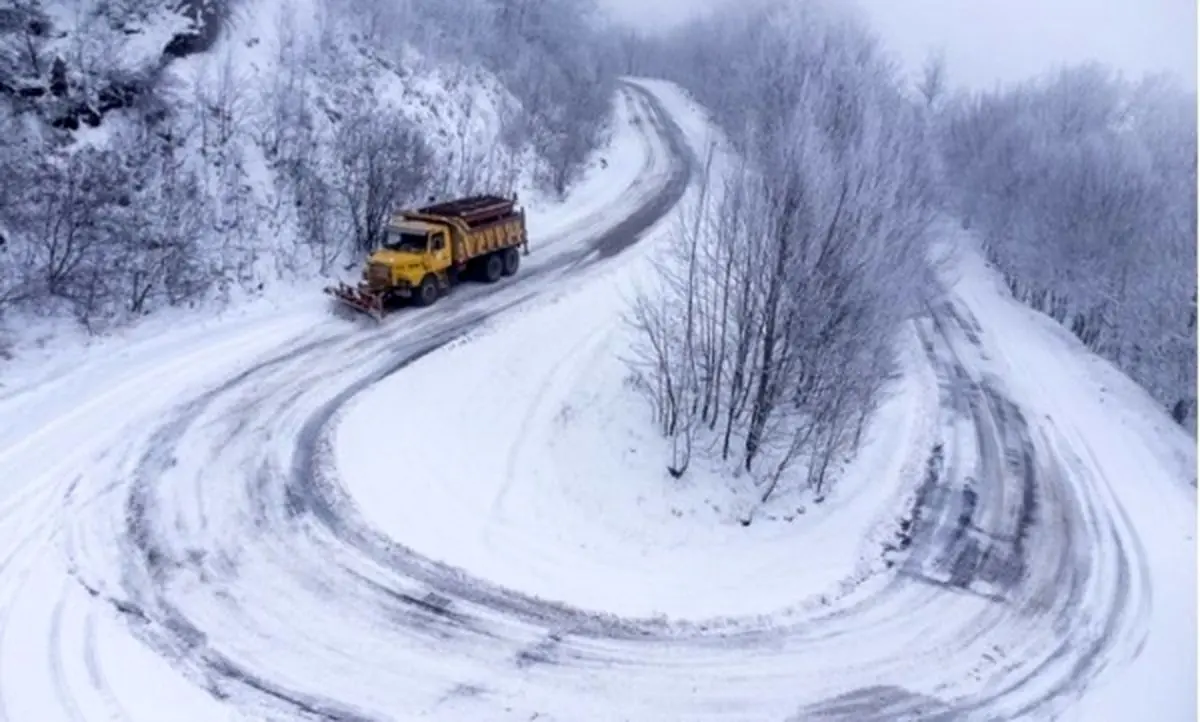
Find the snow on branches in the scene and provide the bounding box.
[939,66,1197,429]
[626,1,938,503]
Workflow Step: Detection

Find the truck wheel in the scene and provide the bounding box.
[414,275,439,306]
[501,247,520,277]
[481,253,504,283]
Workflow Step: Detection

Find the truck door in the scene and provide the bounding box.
[429,231,451,271]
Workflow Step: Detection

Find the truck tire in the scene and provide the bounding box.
[501,247,520,277]
[414,275,439,306]
[481,253,504,283]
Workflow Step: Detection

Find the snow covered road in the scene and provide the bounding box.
[0,81,1194,722]
[0,81,696,722]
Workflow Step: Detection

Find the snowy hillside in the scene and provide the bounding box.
[0,0,617,337]
[0,0,1193,720]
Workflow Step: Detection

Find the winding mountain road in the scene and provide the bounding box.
[0,81,1191,722]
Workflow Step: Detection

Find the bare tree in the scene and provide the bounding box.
[625,0,937,505]
[109,119,211,317]
[331,111,433,254]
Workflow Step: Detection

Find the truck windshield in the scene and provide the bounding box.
[383,230,427,252]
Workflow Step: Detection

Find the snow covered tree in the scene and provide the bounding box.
[939,65,1197,429]
[627,0,938,503]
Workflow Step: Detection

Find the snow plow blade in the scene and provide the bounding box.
[324,282,385,321]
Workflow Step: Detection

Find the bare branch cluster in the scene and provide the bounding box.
[625,0,939,503]
[0,111,211,329]
[0,0,620,332]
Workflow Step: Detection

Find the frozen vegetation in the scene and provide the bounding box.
[616,0,1195,507]
[936,64,1197,430]
[0,0,618,331]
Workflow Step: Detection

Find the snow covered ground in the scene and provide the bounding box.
[0,79,1193,722]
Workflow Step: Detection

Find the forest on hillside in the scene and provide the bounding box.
[0,0,615,329]
[937,64,1196,430]
[619,0,1196,502]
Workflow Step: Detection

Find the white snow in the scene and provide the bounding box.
[0,78,1192,722]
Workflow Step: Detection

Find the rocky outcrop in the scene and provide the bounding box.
[1,0,231,132]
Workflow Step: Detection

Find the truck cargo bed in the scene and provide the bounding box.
[417,195,516,228]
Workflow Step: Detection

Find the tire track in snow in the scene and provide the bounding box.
[801,299,1141,720]
[80,609,133,722]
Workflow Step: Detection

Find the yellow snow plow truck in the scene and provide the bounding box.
[324,194,528,320]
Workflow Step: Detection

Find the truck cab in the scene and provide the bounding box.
[363,221,453,297]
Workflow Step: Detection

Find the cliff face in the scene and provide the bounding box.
[1,1,216,130]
